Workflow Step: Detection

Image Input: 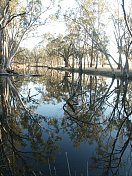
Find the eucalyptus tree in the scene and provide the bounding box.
[64,0,110,69]
[14,47,31,64]
[0,0,54,74]
[64,0,131,77]
[111,0,132,77]
[45,34,73,67]
[121,0,132,76]
[31,48,43,67]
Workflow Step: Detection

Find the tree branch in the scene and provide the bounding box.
[0,12,26,31]
[122,0,132,37]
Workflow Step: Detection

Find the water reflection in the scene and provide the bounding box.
[0,68,132,176]
[0,76,61,175]
[63,76,132,176]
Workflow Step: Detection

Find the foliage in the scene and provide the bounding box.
[43,33,73,67]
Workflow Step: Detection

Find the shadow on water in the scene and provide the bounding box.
[0,68,132,176]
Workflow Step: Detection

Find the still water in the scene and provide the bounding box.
[0,68,132,176]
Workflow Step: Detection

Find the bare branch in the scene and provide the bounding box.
[122,0,132,37]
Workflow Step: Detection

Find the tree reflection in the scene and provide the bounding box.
[63,76,132,176]
[21,68,132,175]
[0,76,62,175]
[2,68,131,175]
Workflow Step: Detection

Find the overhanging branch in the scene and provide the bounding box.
[122,0,132,38]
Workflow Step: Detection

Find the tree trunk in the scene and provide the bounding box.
[0,28,3,70]
[72,53,74,70]
[90,39,93,67]
[0,46,3,70]
[84,55,85,71]
[95,51,98,69]
[79,55,82,72]
[105,55,115,76]
[0,29,8,74]
[72,46,75,70]
[123,58,129,78]
[64,57,69,67]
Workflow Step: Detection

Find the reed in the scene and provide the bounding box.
[46,154,89,176]
[48,158,52,176]
[87,161,89,176]
[65,152,71,176]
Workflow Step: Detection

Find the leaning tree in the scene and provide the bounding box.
[0,0,53,74]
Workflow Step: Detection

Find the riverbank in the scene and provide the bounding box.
[44,66,132,80]
[1,65,132,80]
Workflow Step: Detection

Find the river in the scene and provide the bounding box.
[0,67,131,176]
